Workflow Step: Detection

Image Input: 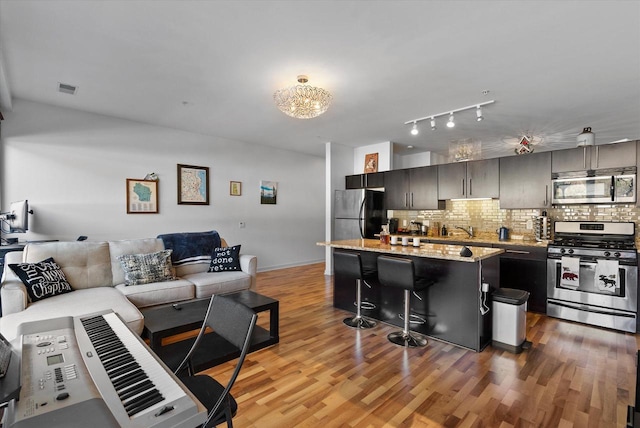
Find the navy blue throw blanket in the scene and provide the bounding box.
[158,230,221,267]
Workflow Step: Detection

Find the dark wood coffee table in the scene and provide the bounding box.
[141,290,279,372]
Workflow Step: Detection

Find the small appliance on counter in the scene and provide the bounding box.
[497,226,509,241]
[388,218,399,234]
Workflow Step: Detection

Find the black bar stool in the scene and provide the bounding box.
[334,251,377,329]
[377,255,430,347]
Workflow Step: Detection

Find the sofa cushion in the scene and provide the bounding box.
[0,287,144,342]
[117,249,176,286]
[22,241,113,290]
[182,271,251,299]
[9,257,74,302]
[109,238,166,286]
[209,245,241,272]
[115,278,195,308]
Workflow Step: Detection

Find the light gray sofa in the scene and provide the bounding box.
[0,237,257,341]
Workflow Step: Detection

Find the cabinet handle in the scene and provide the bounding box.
[583,146,587,169]
[411,192,414,207]
[595,146,599,168]
[469,178,472,196]
[363,175,367,188]
[506,250,530,254]
[405,193,408,208]
[462,179,465,196]
[544,185,549,206]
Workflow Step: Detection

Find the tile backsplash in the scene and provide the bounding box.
[388,200,640,241]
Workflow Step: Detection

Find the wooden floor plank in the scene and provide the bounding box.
[195,263,637,427]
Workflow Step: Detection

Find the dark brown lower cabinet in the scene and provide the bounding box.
[498,245,547,313]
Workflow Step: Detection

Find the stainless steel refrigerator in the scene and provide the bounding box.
[334,189,385,240]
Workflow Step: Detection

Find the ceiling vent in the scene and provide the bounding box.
[57,82,78,95]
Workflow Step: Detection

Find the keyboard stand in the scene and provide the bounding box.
[0,348,21,406]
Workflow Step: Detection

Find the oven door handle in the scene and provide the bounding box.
[548,300,636,318]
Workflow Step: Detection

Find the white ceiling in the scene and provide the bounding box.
[0,1,639,159]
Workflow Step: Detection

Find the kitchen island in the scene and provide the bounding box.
[318,239,504,351]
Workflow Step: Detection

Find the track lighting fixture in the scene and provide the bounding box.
[446,113,455,128]
[404,99,495,134]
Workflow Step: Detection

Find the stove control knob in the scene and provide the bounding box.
[560,248,566,254]
[604,251,611,258]
[568,249,574,255]
[614,252,621,258]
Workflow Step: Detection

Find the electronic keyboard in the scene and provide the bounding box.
[5,311,206,428]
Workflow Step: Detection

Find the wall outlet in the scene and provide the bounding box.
[526,219,533,229]
[481,283,490,292]
[403,219,407,227]
[239,221,246,229]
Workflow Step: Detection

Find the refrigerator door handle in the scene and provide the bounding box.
[358,196,366,238]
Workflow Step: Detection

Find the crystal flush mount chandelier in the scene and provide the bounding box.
[273,75,332,119]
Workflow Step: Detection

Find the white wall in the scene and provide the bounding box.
[393,150,447,169]
[0,99,325,271]
[353,142,392,173]
[324,142,354,275]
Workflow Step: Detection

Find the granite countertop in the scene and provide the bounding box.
[422,235,549,248]
[317,239,504,262]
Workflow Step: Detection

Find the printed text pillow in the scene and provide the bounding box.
[9,257,74,302]
[209,245,241,272]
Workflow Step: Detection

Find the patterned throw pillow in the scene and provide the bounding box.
[9,257,74,302]
[209,245,241,272]
[117,249,176,286]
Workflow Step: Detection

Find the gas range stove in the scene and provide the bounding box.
[547,221,637,264]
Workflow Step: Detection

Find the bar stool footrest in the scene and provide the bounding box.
[354,301,377,310]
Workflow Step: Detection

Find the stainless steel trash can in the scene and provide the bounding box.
[492,288,530,353]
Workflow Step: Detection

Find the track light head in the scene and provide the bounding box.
[476,106,483,122]
[447,113,455,128]
[410,122,419,136]
[430,117,436,131]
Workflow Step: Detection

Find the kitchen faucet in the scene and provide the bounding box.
[456,226,474,238]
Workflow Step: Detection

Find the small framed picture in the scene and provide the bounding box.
[126,179,159,214]
[260,180,277,204]
[177,164,209,205]
[230,181,242,196]
[364,153,378,173]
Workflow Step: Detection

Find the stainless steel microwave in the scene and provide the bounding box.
[552,172,636,204]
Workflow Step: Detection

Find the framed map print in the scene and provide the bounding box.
[126,179,159,214]
[177,164,209,205]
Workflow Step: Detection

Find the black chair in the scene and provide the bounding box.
[334,251,377,329]
[175,295,257,428]
[377,255,430,347]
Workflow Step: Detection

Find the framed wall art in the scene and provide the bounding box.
[364,153,378,173]
[126,179,159,214]
[230,181,242,196]
[177,164,209,205]
[260,180,277,204]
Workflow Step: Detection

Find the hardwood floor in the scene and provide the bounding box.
[200,263,640,427]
